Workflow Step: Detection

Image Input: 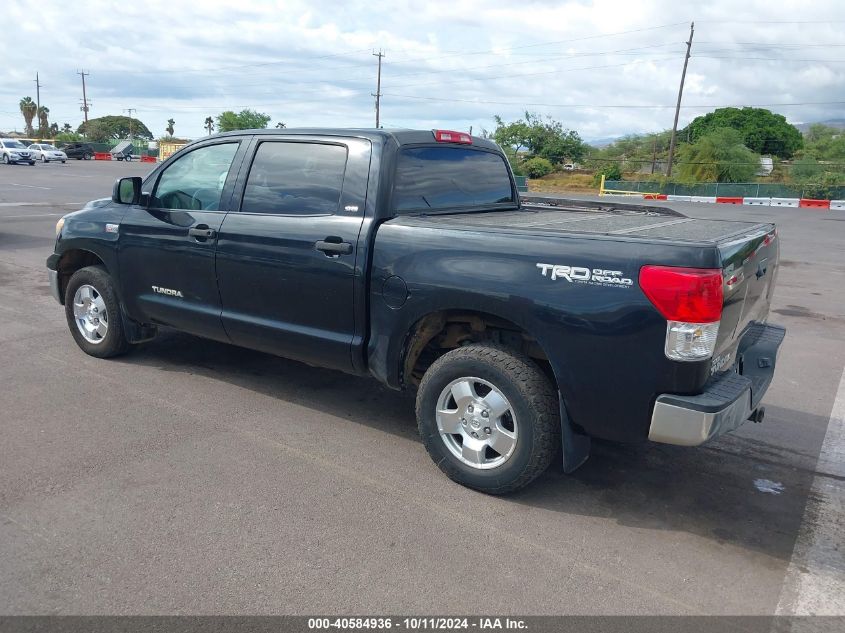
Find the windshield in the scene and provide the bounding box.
[42,144,57,150]
[3,140,26,149]
[393,146,515,213]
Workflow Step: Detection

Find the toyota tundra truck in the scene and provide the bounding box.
[46,128,785,493]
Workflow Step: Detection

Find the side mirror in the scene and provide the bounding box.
[112,177,142,204]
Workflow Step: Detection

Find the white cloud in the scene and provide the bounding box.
[1,0,843,140]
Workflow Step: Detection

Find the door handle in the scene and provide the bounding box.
[188,226,216,241]
[315,238,353,256]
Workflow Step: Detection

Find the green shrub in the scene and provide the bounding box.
[592,164,622,185]
[522,157,554,179]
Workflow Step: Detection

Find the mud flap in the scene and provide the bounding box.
[560,395,591,473]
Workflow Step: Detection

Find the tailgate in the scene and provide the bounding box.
[713,224,779,367]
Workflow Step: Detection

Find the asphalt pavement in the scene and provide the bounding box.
[0,160,843,615]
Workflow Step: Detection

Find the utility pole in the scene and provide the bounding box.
[34,73,42,134]
[666,21,694,177]
[650,137,657,174]
[372,49,384,128]
[124,108,136,139]
[78,69,90,123]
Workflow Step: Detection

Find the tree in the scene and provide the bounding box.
[49,122,59,136]
[683,107,802,159]
[78,115,153,142]
[492,112,586,164]
[204,116,215,135]
[215,109,271,132]
[19,97,37,135]
[676,127,760,182]
[166,118,175,137]
[275,121,286,129]
[800,124,845,162]
[61,123,72,134]
[522,157,554,178]
[37,106,50,136]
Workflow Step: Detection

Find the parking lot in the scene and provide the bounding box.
[0,160,843,615]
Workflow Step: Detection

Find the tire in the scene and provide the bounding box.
[2,154,8,165]
[416,342,560,494]
[61,160,66,163]
[40,154,46,162]
[29,161,35,166]
[84,152,92,160]
[64,266,132,358]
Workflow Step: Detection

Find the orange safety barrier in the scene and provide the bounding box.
[140,155,156,163]
[642,193,668,200]
[716,197,744,204]
[799,199,830,209]
[94,152,112,160]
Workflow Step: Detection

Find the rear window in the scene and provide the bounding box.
[393,146,515,213]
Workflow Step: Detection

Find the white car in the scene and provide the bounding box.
[0,138,36,165]
[28,143,68,163]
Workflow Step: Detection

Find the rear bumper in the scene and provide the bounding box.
[648,322,786,446]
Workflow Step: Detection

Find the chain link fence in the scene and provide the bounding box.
[604,180,845,200]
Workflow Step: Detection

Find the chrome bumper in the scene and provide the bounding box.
[48,269,62,303]
[649,323,786,446]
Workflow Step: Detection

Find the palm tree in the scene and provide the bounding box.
[204,116,214,135]
[19,97,37,135]
[37,106,50,135]
[166,118,175,137]
[61,123,72,134]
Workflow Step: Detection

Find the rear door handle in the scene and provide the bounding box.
[188,226,216,241]
[315,238,353,256]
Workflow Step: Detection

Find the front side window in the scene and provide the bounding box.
[241,141,348,215]
[152,143,238,211]
[393,146,515,213]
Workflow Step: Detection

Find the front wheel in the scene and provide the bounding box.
[28,161,35,166]
[83,152,92,160]
[64,266,132,358]
[416,343,560,494]
[2,154,8,165]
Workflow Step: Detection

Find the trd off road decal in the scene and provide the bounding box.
[536,263,633,288]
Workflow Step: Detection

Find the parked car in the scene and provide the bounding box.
[28,143,68,163]
[46,128,785,493]
[60,142,95,160]
[0,138,36,165]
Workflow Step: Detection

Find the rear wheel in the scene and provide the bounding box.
[416,343,560,494]
[64,266,132,358]
[2,154,8,165]
[84,152,92,160]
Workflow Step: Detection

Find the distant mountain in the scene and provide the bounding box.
[795,119,845,133]
[585,136,620,148]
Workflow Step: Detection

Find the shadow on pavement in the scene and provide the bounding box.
[119,329,820,564]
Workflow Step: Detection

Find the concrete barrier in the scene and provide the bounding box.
[743,197,771,205]
[690,196,717,203]
[799,199,830,209]
[770,197,800,207]
[716,196,744,205]
[666,195,691,202]
[830,200,845,210]
[643,193,668,200]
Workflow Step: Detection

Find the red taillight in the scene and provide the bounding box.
[639,266,723,323]
[433,129,472,144]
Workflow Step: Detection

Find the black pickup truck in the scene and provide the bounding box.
[47,128,785,493]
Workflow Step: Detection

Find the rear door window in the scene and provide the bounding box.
[240,142,348,215]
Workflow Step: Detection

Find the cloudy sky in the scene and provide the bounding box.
[2,0,844,142]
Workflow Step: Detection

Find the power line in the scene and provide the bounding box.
[379,94,845,109]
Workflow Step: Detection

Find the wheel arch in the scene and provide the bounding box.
[54,248,108,305]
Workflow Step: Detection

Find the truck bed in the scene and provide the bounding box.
[397,199,768,245]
